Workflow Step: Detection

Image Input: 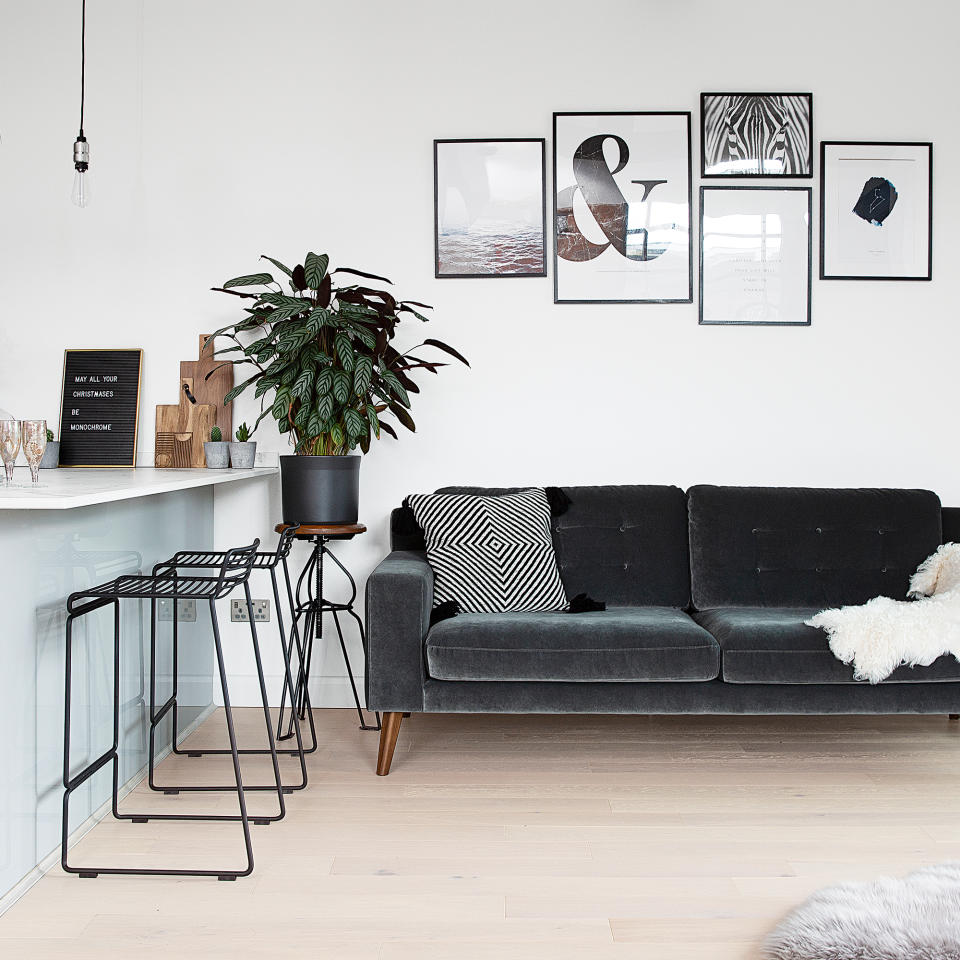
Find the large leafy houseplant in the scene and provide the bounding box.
[206,252,468,456]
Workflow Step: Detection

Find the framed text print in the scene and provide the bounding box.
[58,349,143,466]
[700,186,812,326]
[553,112,692,304]
[820,141,932,280]
[434,139,547,278]
[701,93,813,178]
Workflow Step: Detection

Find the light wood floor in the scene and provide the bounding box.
[2,710,959,959]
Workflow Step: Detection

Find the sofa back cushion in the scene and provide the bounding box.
[391,485,691,608]
[688,485,942,610]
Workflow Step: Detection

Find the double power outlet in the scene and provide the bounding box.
[155,598,271,623]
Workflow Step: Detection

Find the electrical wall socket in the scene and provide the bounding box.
[157,598,197,622]
[231,598,270,623]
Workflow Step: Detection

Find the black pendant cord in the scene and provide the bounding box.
[79,0,85,137]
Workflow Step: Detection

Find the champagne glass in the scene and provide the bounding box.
[0,420,21,484]
[21,420,47,484]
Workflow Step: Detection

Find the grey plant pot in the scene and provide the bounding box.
[229,441,257,469]
[39,441,60,469]
[203,441,230,469]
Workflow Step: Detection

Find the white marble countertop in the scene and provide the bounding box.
[0,466,278,510]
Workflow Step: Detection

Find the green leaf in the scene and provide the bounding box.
[222,372,260,406]
[366,402,380,438]
[306,307,331,333]
[315,367,333,396]
[277,325,315,354]
[332,369,351,404]
[254,375,279,399]
[353,356,373,397]
[330,424,345,448]
[271,394,289,420]
[343,407,366,440]
[334,333,355,373]
[304,252,330,289]
[260,256,292,278]
[291,369,314,404]
[381,369,410,407]
[223,272,273,289]
[316,392,333,423]
[306,410,323,439]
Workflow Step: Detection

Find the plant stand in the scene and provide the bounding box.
[275,523,380,732]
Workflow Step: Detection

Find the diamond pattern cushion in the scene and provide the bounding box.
[406,488,567,613]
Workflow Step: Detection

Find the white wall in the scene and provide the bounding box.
[3,0,958,705]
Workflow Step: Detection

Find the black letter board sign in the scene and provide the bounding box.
[58,349,143,467]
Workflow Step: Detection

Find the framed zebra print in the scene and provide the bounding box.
[699,186,812,326]
[553,111,693,304]
[820,141,932,281]
[701,93,813,178]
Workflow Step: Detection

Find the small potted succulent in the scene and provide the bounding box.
[229,422,257,469]
[40,427,60,469]
[203,425,230,469]
[208,250,468,523]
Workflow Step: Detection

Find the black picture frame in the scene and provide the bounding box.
[820,140,933,281]
[701,93,813,179]
[552,111,693,304]
[58,348,143,467]
[699,185,812,327]
[433,138,547,279]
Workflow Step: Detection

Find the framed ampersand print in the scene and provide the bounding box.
[553,112,692,304]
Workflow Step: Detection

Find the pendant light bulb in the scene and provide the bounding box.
[72,135,90,208]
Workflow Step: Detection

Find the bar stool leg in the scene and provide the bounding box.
[277,556,318,752]
[244,582,287,820]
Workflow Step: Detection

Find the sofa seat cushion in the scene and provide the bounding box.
[426,607,719,682]
[693,607,960,684]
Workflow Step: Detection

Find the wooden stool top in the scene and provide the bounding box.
[275,522,366,539]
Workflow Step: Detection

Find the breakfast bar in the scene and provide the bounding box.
[0,467,276,902]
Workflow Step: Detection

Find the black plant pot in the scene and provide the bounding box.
[280,455,360,525]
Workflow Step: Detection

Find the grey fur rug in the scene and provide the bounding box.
[763,863,960,960]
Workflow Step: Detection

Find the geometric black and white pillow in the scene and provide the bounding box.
[405,487,568,613]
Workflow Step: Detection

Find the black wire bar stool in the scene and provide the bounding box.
[145,525,313,797]
[62,539,280,881]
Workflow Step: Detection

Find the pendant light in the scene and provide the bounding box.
[71,0,90,207]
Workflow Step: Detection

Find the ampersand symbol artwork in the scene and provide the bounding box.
[557,134,668,263]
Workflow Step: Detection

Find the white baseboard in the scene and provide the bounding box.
[215,674,369,709]
[0,703,216,917]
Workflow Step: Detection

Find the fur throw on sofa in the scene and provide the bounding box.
[807,543,960,684]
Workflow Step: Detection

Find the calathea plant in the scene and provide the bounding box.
[206,252,468,456]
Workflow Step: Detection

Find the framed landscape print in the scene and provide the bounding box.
[701,93,813,178]
[700,186,812,326]
[820,141,932,280]
[434,139,546,278]
[553,112,692,303]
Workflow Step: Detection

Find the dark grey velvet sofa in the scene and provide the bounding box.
[366,485,960,774]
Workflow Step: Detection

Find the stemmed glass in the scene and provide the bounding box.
[21,420,47,484]
[0,420,21,484]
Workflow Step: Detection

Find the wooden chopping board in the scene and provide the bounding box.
[181,334,233,440]
[155,378,216,468]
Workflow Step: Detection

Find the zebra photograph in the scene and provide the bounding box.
[701,93,813,177]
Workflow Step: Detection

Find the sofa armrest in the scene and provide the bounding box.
[365,550,433,712]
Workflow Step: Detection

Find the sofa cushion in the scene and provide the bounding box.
[425,607,719,682]
[427,485,691,607]
[694,606,960,684]
[406,488,567,613]
[688,486,942,610]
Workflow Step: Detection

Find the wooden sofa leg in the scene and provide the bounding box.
[377,712,404,776]
[950,714,959,721]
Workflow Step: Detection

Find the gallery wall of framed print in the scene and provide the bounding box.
[553,112,692,304]
[820,141,932,281]
[701,93,813,178]
[700,186,812,326]
[434,138,546,278]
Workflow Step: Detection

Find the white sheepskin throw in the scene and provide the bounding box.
[806,542,960,683]
[763,862,960,960]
